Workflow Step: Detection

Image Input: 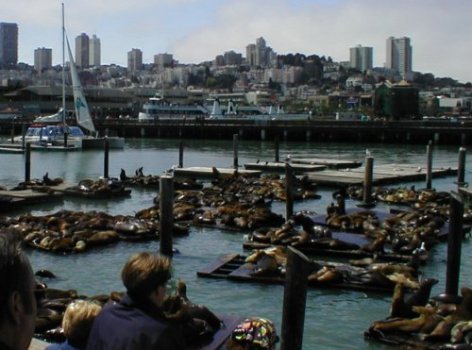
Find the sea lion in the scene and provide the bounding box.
[35,269,56,279]
[307,266,343,284]
[370,305,438,333]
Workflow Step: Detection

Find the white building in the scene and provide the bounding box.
[127,48,143,71]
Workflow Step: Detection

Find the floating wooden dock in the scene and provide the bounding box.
[0,188,63,211]
[197,253,401,293]
[244,161,326,172]
[291,157,362,169]
[173,167,261,178]
[0,143,80,152]
[305,163,457,186]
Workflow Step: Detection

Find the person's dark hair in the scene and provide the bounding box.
[121,252,171,300]
[0,232,34,323]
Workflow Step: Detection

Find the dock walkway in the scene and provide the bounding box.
[244,161,325,172]
[305,163,457,186]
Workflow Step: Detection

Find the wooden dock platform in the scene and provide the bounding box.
[291,157,362,169]
[173,167,261,178]
[305,163,457,186]
[244,161,325,172]
[197,253,402,293]
[0,188,63,211]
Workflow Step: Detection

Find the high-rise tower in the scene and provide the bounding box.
[128,48,143,71]
[75,33,90,68]
[89,35,101,67]
[34,47,52,73]
[385,36,412,77]
[349,45,373,72]
[0,22,18,68]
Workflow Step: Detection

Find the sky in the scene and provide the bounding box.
[3,0,471,83]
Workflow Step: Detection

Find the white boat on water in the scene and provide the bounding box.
[138,96,309,122]
[14,6,124,150]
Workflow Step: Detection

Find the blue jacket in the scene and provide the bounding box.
[86,294,187,350]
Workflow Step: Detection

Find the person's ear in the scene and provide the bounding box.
[8,291,25,325]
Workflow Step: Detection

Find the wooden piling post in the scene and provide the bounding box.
[10,125,14,143]
[285,163,294,219]
[457,147,466,186]
[233,134,238,169]
[103,138,109,179]
[64,131,68,148]
[281,247,311,350]
[178,141,184,168]
[426,141,433,189]
[275,136,280,162]
[159,175,174,257]
[445,193,464,297]
[25,142,31,182]
[362,156,374,206]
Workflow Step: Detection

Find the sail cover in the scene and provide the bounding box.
[66,36,96,134]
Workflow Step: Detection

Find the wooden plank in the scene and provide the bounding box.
[290,157,362,169]
[244,162,326,172]
[174,167,261,178]
[197,253,241,276]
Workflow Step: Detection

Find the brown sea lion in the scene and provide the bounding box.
[370,305,437,333]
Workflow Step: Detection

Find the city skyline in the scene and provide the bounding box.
[1,0,471,83]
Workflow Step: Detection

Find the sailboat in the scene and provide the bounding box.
[15,4,124,150]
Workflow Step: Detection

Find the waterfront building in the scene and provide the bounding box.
[385,36,412,78]
[128,48,143,72]
[349,45,373,72]
[34,47,52,73]
[75,33,90,68]
[89,35,101,67]
[374,80,419,119]
[0,22,18,68]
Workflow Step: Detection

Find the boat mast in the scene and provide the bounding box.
[62,3,66,124]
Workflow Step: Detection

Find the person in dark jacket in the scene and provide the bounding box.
[0,232,38,350]
[86,252,186,350]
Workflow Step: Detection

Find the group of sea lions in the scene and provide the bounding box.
[367,282,472,348]
[244,246,421,290]
[0,209,189,254]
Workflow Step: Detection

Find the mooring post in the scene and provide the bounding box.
[275,136,280,162]
[159,175,174,257]
[178,141,184,168]
[21,124,26,148]
[281,246,311,350]
[233,133,238,169]
[285,162,294,219]
[362,155,374,206]
[457,147,466,186]
[10,124,14,143]
[426,140,433,189]
[103,138,109,179]
[25,142,31,182]
[445,193,464,297]
[64,131,68,148]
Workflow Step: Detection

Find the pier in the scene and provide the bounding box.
[2,118,472,145]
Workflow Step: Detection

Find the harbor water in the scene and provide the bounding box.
[1,138,471,350]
